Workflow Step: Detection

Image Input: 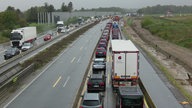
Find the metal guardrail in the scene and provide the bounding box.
[139,78,156,108]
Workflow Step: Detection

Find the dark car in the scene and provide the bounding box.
[44,34,52,41]
[95,47,106,58]
[4,47,20,60]
[87,73,106,92]
[80,92,104,108]
[97,42,107,49]
[92,58,106,71]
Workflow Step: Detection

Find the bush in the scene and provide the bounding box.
[2,30,11,38]
[141,17,154,28]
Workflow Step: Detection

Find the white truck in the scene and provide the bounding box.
[111,40,139,91]
[10,27,37,48]
[56,21,65,33]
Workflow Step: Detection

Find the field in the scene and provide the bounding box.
[141,15,192,50]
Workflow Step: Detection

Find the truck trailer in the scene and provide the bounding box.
[10,27,37,48]
[111,40,139,91]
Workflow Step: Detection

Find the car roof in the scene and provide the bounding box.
[91,74,103,79]
[98,42,106,45]
[83,93,99,100]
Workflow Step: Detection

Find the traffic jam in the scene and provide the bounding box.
[79,16,144,108]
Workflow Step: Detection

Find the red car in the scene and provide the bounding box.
[98,42,107,49]
[44,34,52,41]
[95,47,106,58]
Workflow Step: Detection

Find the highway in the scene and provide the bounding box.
[4,21,107,108]
[2,19,186,108]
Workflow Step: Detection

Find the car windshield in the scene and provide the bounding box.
[23,43,31,46]
[94,60,104,64]
[10,32,22,40]
[57,24,64,27]
[98,44,106,47]
[122,97,143,107]
[90,79,102,83]
[6,48,15,54]
[96,49,105,52]
[83,100,100,106]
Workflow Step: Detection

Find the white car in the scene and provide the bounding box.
[21,42,33,52]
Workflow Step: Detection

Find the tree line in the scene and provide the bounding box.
[0,2,73,30]
[137,5,192,14]
[0,2,73,38]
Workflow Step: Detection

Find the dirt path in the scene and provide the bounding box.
[123,17,192,107]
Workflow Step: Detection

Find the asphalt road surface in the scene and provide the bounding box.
[4,21,108,108]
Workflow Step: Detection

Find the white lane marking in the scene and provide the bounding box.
[3,46,69,108]
[77,56,81,63]
[63,76,70,87]
[108,73,110,84]
[53,76,62,88]
[71,57,76,63]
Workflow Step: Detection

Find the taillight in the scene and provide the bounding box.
[104,52,106,55]
[96,52,99,55]
[99,106,103,108]
[79,106,83,108]
[99,82,104,86]
[87,82,92,86]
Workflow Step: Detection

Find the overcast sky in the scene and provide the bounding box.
[0,0,192,12]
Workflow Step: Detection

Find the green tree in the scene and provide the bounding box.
[44,2,55,12]
[26,7,38,23]
[61,3,69,12]
[1,11,19,29]
[47,4,55,12]
[68,2,73,12]
[6,6,15,11]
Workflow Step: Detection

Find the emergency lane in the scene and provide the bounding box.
[4,21,108,108]
[139,52,183,108]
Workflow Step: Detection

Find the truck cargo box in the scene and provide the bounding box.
[111,40,139,89]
